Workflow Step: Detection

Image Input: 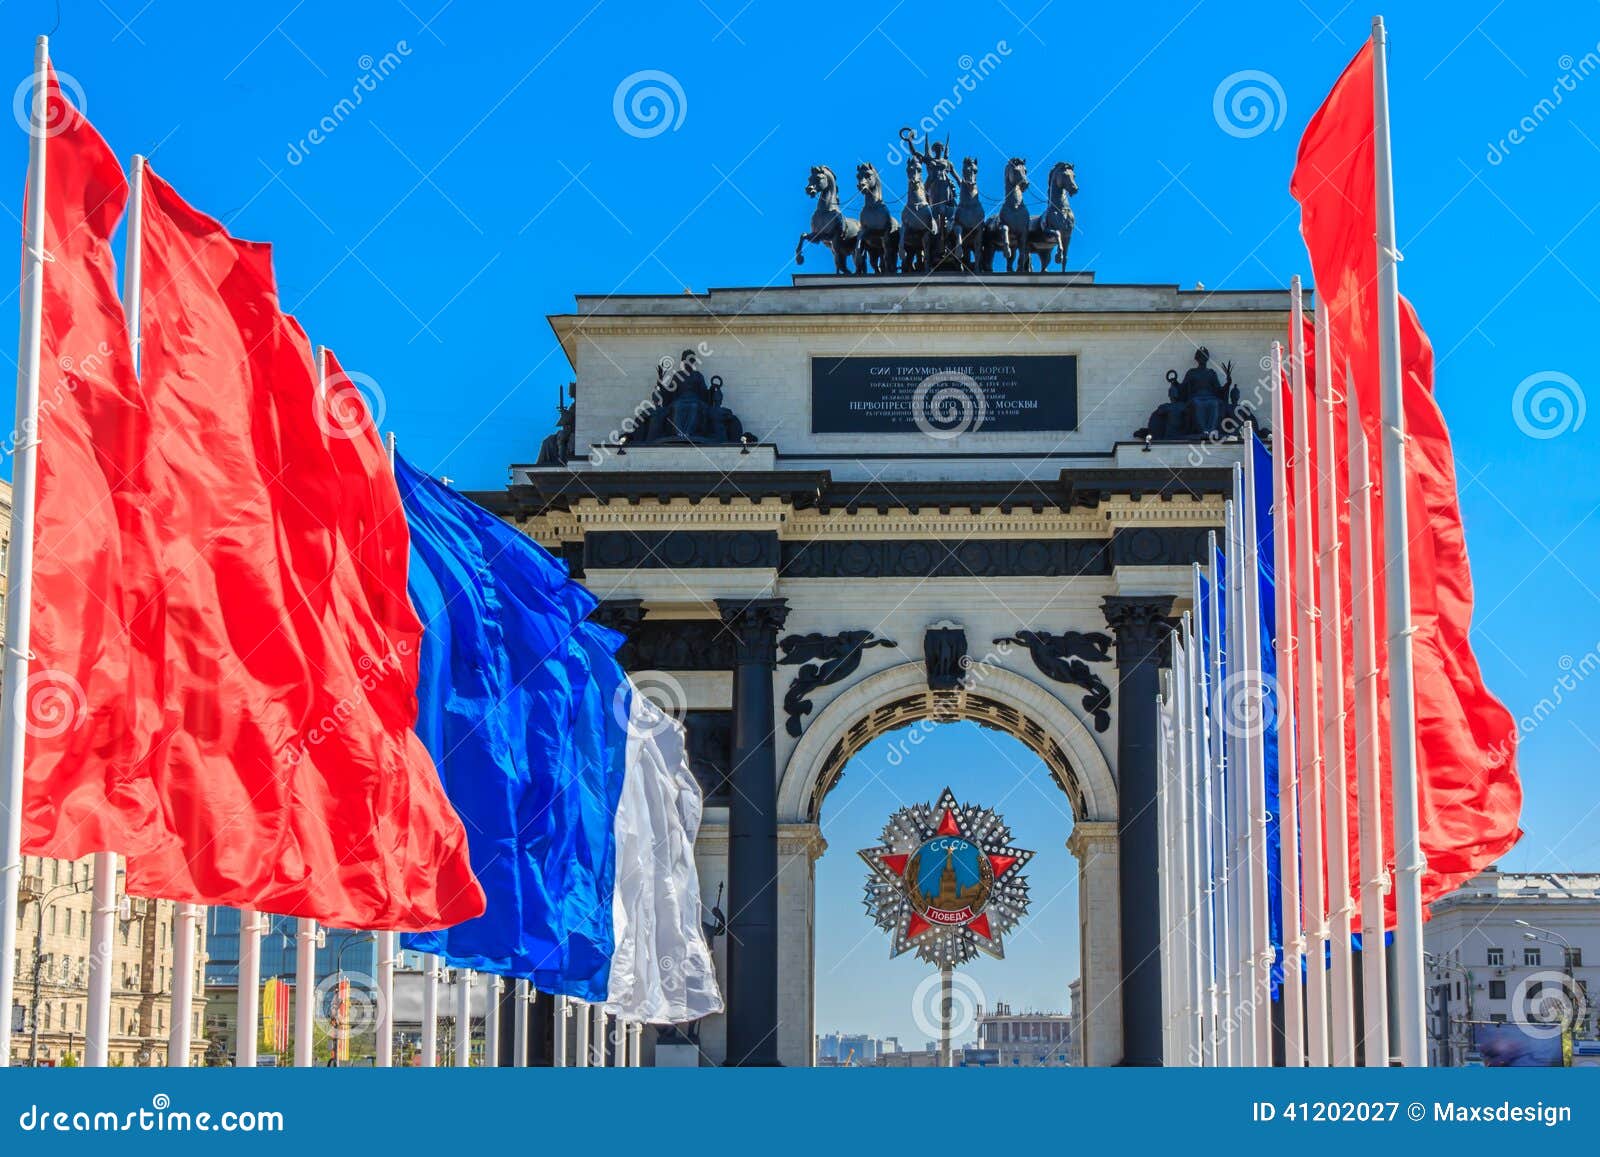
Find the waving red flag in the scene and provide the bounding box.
[120,169,482,929]
[1291,43,1521,921]
[20,66,166,859]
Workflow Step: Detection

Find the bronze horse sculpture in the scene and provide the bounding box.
[953,155,1007,272]
[854,162,899,274]
[795,165,861,274]
[897,155,941,273]
[997,158,1077,273]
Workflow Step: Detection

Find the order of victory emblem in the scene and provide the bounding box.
[858,787,1034,966]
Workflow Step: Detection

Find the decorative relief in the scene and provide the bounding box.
[780,538,1111,579]
[994,629,1114,733]
[684,709,733,804]
[626,619,736,672]
[924,622,968,692]
[1108,526,1213,569]
[778,631,898,738]
[585,530,780,571]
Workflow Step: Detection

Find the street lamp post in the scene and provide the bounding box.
[22,874,93,1067]
[329,932,375,1067]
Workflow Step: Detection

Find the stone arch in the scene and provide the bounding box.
[777,660,1118,826]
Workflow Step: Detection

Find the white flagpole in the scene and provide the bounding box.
[1371,12,1427,1068]
[1346,379,1392,1065]
[236,909,261,1067]
[0,36,50,1069]
[1240,440,1273,1065]
[1224,491,1252,1063]
[1157,667,1181,1061]
[1314,302,1358,1065]
[1192,567,1218,1066]
[1290,276,1330,1066]
[1271,342,1306,1067]
[1170,636,1198,1064]
[1205,532,1233,1064]
[484,976,501,1067]
[546,988,561,1068]
[454,970,472,1066]
[375,929,395,1067]
[420,953,439,1067]
[513,980,531,1067]
[294,918,317,1066]
[572,997,590,1067]
[593,1002,609,1066]
[168,903,197,1065]
[1180,615,1206,1063]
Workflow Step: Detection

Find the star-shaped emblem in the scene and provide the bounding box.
[858,787,1033,966]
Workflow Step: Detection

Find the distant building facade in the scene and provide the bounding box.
[1425,868,1600,1066]
[974,1001,1076,1066]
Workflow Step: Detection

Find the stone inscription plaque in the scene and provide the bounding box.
[810,355,1078,435]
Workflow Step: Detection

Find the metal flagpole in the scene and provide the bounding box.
[1205,531,1233,1064]
[1271,342,1306,1067]
[513,980,530,1067]
[594,1002,609,1066]
[236,910,261,1067]
[1192,565,1219,1066]
[454,970,472,1066]
[1290,276,1330,1066]
[629,1021,642,1067]
[1156,670,1178,1061]
[375,930,395,1067]
[294,919,317,1066]
[1314,304,1357,1066]
[573,997,590,1067]
[1371,12,1427,1069]
[420,953,439,1067]
[92,148,152,1070]
[1241,440,1274,1065]
[168,903,197,1065]
[1227,484,1259,1065]
[547,989,563,1067]
[1346,380,1391,1065]
[1169,644,1197,1064]
[1180,615,1206,1062]
[0,36,50,1069]
[940,964,954,1066]
[483,976,500,1067]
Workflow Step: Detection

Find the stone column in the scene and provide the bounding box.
[1067,821,1122,1066]
[1102,594,1175,1067]
[777,822,827,1068]
[716,597,789,1066]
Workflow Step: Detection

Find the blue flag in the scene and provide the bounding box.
[395,453,627,1000]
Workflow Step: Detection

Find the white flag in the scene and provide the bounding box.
[604,687,724,1023]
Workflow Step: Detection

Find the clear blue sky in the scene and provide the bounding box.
[1,1,1596,1042]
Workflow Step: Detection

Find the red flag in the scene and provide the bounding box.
[1291,43,1521,920]
[119,168,483,929]
[20,66,166,859]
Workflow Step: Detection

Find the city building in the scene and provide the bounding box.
[974,1001,1076,1066]
[1424,868,1600,1066]
[202,908,383,1063]
[816,1031,886,1065]
[9,853,207,1066]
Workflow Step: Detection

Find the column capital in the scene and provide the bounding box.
[592,597,644,634]
[1100,594,1176,665]
[1067,821,1119,860]
[778,821,828,861]
[716,597,790,665]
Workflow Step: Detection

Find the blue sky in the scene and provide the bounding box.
[2,1,1598,1042]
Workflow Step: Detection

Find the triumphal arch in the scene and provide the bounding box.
[477,266,1287,1066]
